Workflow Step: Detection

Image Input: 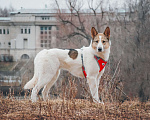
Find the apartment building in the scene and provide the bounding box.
[0,9,58,61]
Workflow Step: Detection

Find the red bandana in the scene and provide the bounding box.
[82,55,107,78]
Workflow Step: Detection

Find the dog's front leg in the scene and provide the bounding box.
[87,76,102,103]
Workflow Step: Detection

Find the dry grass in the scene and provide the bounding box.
[0,62,16,71]
[0,67,149,119]
[0,96,150,120]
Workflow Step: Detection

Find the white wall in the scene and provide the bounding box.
[0,10,58,61]
[0,26,11,49]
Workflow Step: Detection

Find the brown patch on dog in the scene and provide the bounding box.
[104,27,110,40]
[103,40,110,49]
[92,35,99,50]
[68,49,78,59]
[91,27,98,40]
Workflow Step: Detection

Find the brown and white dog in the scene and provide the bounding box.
[24,27,111,103]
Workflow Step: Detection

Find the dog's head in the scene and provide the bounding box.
[91,27,110,52]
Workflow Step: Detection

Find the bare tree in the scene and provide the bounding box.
[131,0,150,102]
[55,0,108,44]
[0,6,15,17]
[111,0,150,102]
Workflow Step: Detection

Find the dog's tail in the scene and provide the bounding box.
[24,75,38,89]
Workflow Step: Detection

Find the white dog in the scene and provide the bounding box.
[24,27,111,103]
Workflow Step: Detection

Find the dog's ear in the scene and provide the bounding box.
[91,27,98,40]
[104,27,110,40]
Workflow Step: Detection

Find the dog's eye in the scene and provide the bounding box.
[95,41,98,43]
[103,41,106,43]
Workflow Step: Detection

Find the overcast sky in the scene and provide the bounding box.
[0,0,126,10]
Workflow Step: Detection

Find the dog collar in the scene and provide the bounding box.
[81,53,107,78]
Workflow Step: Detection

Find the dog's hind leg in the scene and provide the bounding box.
[31,57,60,102]
[31,71,59,102]
[31,74,53,102]
[42,70,60,101]
[31,82,42,102]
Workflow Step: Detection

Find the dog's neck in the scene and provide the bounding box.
[89,42,110,61]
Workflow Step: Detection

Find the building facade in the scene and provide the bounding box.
[0,9,58,61]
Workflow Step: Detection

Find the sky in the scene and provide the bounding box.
[0,0,56,9]
[0,0,126,10]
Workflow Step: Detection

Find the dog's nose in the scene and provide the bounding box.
[98,48,102,52]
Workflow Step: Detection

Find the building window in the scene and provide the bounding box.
[48,41,51,47]
[49,26,51,30]
[41,40,43,47]
[3,29,5,34]
[45,40,47,47]
[40,40,51,48]
[0,29,2,34]
[40,26,52,48]
[21,29,23,34]
[41,17,50,20]
[23,39,28,49]
[28,29,30,34]
[21,28,30,34]
[41,27,43,30]
[56,26,59,30]
[21,54,29,59]
[7,29,9,34]
[8,42,11,47]
[25,29,27,34]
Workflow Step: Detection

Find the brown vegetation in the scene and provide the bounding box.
[0,97,150,119]
[0,59,149,119]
